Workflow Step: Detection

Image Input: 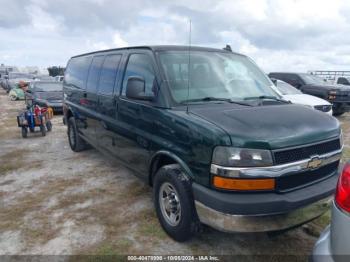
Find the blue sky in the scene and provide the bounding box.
[1,0,350,73]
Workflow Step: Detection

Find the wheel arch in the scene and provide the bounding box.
[65,108,73,119]
[148,150,194,186]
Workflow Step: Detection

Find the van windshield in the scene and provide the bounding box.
[158,51,278,103]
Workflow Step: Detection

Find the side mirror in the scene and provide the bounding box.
[126,76,153,101]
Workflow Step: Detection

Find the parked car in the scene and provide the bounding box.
[2,72,34,93]
[268,72,350,116]
[34,75,55,81]
[8,82,26,101]
[313,163,350,262]
[0,72,7,89]
[270,79,333,115]
[26,81,63,113]
[55,75,64,82]
[63,46,342,242]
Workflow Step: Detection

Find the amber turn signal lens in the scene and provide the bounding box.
[213,176,275,191]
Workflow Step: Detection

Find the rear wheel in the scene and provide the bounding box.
[21,127,28,138]
[67,117,88,152]
[153,164,200,242]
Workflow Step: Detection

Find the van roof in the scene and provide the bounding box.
[71,45,245,58]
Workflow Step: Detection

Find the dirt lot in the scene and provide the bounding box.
[0,88,349,259]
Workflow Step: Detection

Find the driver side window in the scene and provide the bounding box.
[122,54,157,97]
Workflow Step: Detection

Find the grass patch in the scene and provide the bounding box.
[96,244,121,256]
[0,176,83,247]
[342,147,350,163]
[303,210,331,237]
[0,158,42,175]
[0,179,15,186]
[77,236,133,257]
[136,209,167,240]
[95,239,132,255]
[0,149,31,174]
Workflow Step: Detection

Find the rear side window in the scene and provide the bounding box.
[337,77,350,85]
[98,54,122,95]
[86,55,105,92]
[65,56,92,89]
[122,54,156,96]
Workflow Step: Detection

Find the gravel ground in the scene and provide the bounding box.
[0,88,349,259]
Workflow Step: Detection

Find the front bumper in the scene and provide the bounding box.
[192,168,338,232]
[195,196,332,233]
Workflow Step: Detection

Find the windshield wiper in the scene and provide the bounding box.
[181,97,252,106]
[244,95,290,103]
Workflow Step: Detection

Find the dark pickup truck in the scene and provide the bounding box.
[268,72,350,116]
[26,81,63,113]
[63,46,342,241]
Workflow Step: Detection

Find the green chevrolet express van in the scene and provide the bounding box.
[63,46,342,241]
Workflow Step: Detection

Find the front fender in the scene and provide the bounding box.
[149,150,194,185]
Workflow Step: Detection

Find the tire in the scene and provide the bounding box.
[40,124,46,136]
[153,164,200,242]
[9,93,17,101]
[46,121,52,132]
[21,127,28,138]
[333,111,345,117]
[67,117,88,152]
[333,105,346,116]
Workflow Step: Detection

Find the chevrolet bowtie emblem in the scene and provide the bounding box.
[307,156,322,169]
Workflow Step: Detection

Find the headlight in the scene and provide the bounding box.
[212,147,273,167]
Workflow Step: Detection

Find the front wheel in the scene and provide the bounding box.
[332,105,346,116]
[46,121,52,132]
[153,164,200,242]
[333,111,345,117]
[9,93,17,101]
[40,123,46,136]
[67,117,88,152]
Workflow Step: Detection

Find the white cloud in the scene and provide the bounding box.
[26,4,64,33]
[113,33,128,48]
[1,0,350,72]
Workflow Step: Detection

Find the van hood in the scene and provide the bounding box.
[189,103,340,149]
